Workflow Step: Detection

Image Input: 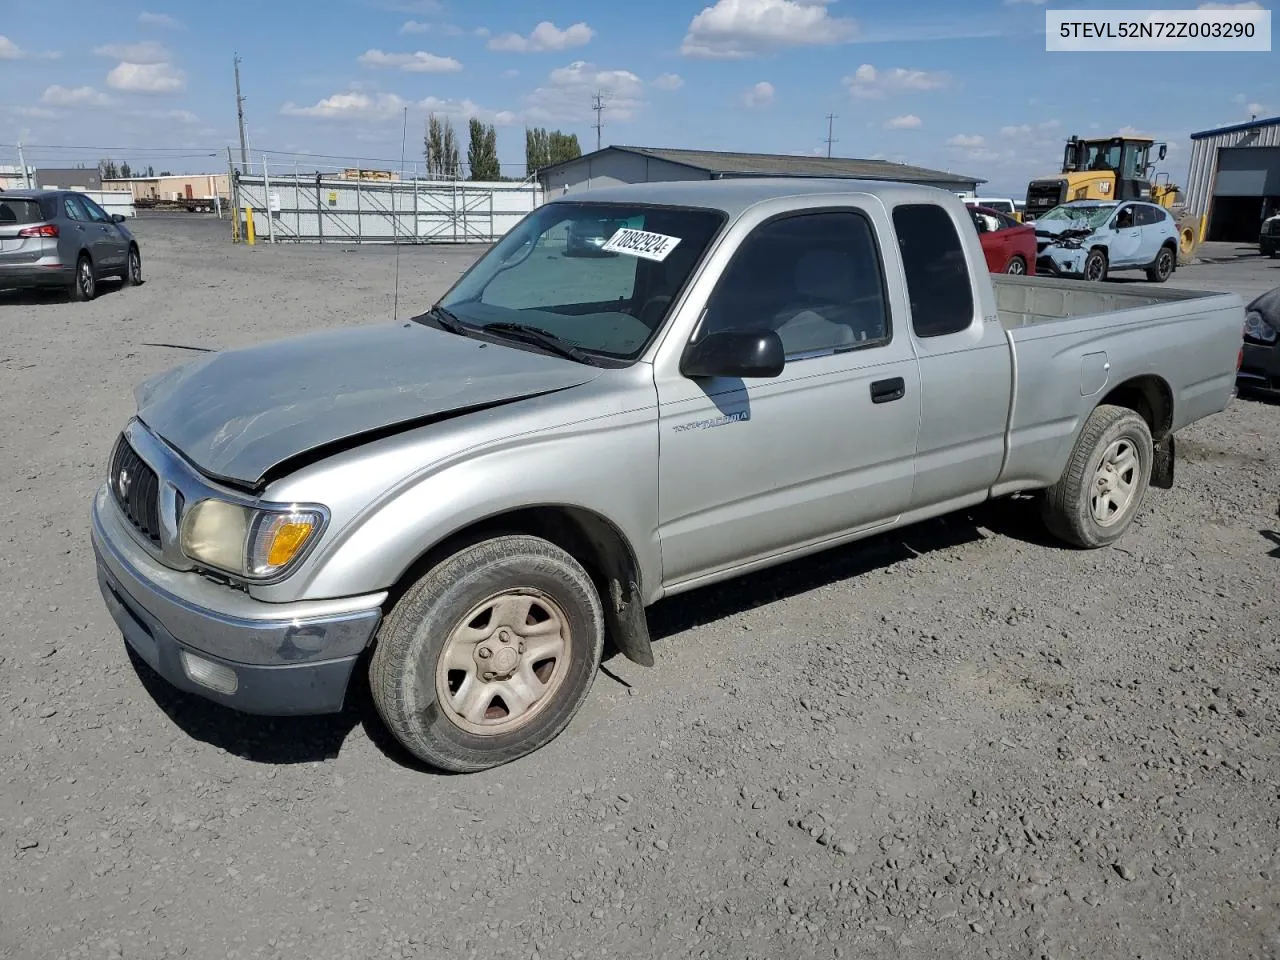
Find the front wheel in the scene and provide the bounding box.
[370,535,605,772]
[1083,249,1108,282]
[1005,256,1027,275]
[123,246,142,286]
[1145,245,1174,283]
[1042,404,1153,549]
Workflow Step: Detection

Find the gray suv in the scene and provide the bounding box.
[0,189,142,300]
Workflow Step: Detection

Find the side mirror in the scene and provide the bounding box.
[680,329,785,379]
[111,213,126,222]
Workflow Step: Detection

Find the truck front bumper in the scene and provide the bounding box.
[91,485,385,715]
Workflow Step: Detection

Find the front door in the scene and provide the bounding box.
[655,208,921,587]
[1108,204,1144,266]
[78,195,127,270]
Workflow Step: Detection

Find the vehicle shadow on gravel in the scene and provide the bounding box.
[122,496,1057,772]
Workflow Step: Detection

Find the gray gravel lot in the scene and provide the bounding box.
[2,214,1278,960]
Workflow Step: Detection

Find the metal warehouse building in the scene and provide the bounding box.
[537,145,984,197]
[1184,114,1280,242]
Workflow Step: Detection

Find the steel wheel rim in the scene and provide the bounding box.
[1086,256,1103,281]
[79,261,93,297]
[435,588,573,736]
[129,251,141,283]
[1091,438,1139,526]
[1159,251,1171,277]
[1007,259,1025,274]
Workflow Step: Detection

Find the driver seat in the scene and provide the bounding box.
[771,248,860,355]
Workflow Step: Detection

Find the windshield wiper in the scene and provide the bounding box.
[480,322,592,364]
[421,304,468,335]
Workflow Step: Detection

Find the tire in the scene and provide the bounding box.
[123,245,142,286]
[1041,404,1153,549]
[1005,256,1027,275]
[370,534,605,772]
[1082,248,1108,282]
[1145,245,1175,283]
[70,254,96,302]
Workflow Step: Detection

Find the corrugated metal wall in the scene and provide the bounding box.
[231,174,543,244]
[1183,119,1280,217]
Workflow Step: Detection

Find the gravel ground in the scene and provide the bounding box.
[2,215,1278,960]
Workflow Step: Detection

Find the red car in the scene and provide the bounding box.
[967,205,1036,275]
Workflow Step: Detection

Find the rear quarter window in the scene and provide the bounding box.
[0,198,48,225]
[892,203,976,339]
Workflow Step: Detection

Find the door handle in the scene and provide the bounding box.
[870,377,906,404]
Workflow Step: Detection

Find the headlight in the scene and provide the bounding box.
[180,499,326,580]
[1244,309,1277,344]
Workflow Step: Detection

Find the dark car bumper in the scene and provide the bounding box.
[1238,340,1280,396]
[1260,237,1278,257]
[0,262,72,290]
[91,485,384,716]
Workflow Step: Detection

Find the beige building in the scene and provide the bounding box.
[105,173,231,203]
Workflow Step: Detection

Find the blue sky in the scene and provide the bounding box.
[1,0,1275,196]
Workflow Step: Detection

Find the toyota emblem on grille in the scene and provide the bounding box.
[117,467,131,500]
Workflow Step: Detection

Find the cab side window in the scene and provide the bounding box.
[892,203,975,338]
[81,197,112,223]
[696,211,890,360]
[1115,206,1135,229]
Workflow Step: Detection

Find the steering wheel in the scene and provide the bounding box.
[635,294,673,329]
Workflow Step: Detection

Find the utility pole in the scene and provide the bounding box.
[591,91,608,151]
[824,114,838,158]
[234,53,248,172]
[16,141,31,188]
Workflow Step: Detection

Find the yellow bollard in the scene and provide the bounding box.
[244,207,256,245]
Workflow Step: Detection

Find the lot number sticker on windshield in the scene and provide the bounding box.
[600,228,682,261]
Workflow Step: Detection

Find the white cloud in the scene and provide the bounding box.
[885,113,921,129]
[681,0,856,58]
[652,72,684,91]
[502,68,520,78]
[488,21,594,52]
[357,49,463,72]
[844,64,949,99]
[106,61,186,94]
[1246,101,1266,115]
[947,133,985,147]
[14,106,59,119]
[742,81,775,107]
[399,19,463,35]
[1003,0,1046,5]
[93,41,170,64]
[999,119,1060,138]
[0,35,60,60]
[40,85,113,108]
[281,91,516,126]
[138,11,182,28]
[282,91,410,119]
[1198,1,1262,8]
[524,61,646,123]
[1116,125,1146,136]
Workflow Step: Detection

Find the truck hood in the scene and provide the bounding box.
[1033,219,1097,241]
[134,321,604,487]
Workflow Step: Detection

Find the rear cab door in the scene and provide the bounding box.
[1134,203,1170,263]
[652,195,922,587]
[887,200,1014,514]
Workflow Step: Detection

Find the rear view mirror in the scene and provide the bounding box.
[680,329,785,379]
[1158,145,1167,161]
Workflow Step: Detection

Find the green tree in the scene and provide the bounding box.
[146,165,155,177]
[120,161,133,179]
[525,128,581,176]
[548,131,581,165]
[98,159,119,180]
[467,118,500,181]
[424,114,445,178]
[440,117,461,179]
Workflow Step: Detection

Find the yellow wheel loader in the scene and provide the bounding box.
[1024,135,1202,264]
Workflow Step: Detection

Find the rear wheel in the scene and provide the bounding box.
[70,254,96,301]
[1083,248,1108,282]
[1005,255,1027,275]
[370,534,605,772]
[1042,404,1153,548]
[1145,245,1175,283]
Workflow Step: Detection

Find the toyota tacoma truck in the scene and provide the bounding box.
[91,179,1246,773]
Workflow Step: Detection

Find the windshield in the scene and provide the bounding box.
[436,201,726,362]
[1082,140,1122,172]
[1038,204,1116,228]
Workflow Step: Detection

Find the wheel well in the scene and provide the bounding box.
[1099,375,1173,441]
[386,505,654,667]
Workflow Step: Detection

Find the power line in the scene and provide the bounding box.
[824,114,838,158]
[234,54,249,171]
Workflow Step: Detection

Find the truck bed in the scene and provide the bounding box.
[991,274,1232,330]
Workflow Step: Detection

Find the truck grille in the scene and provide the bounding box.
[109,435,162,543]
[1025,181,1065,220]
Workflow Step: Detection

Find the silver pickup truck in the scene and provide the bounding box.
[91,179,1245,772]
